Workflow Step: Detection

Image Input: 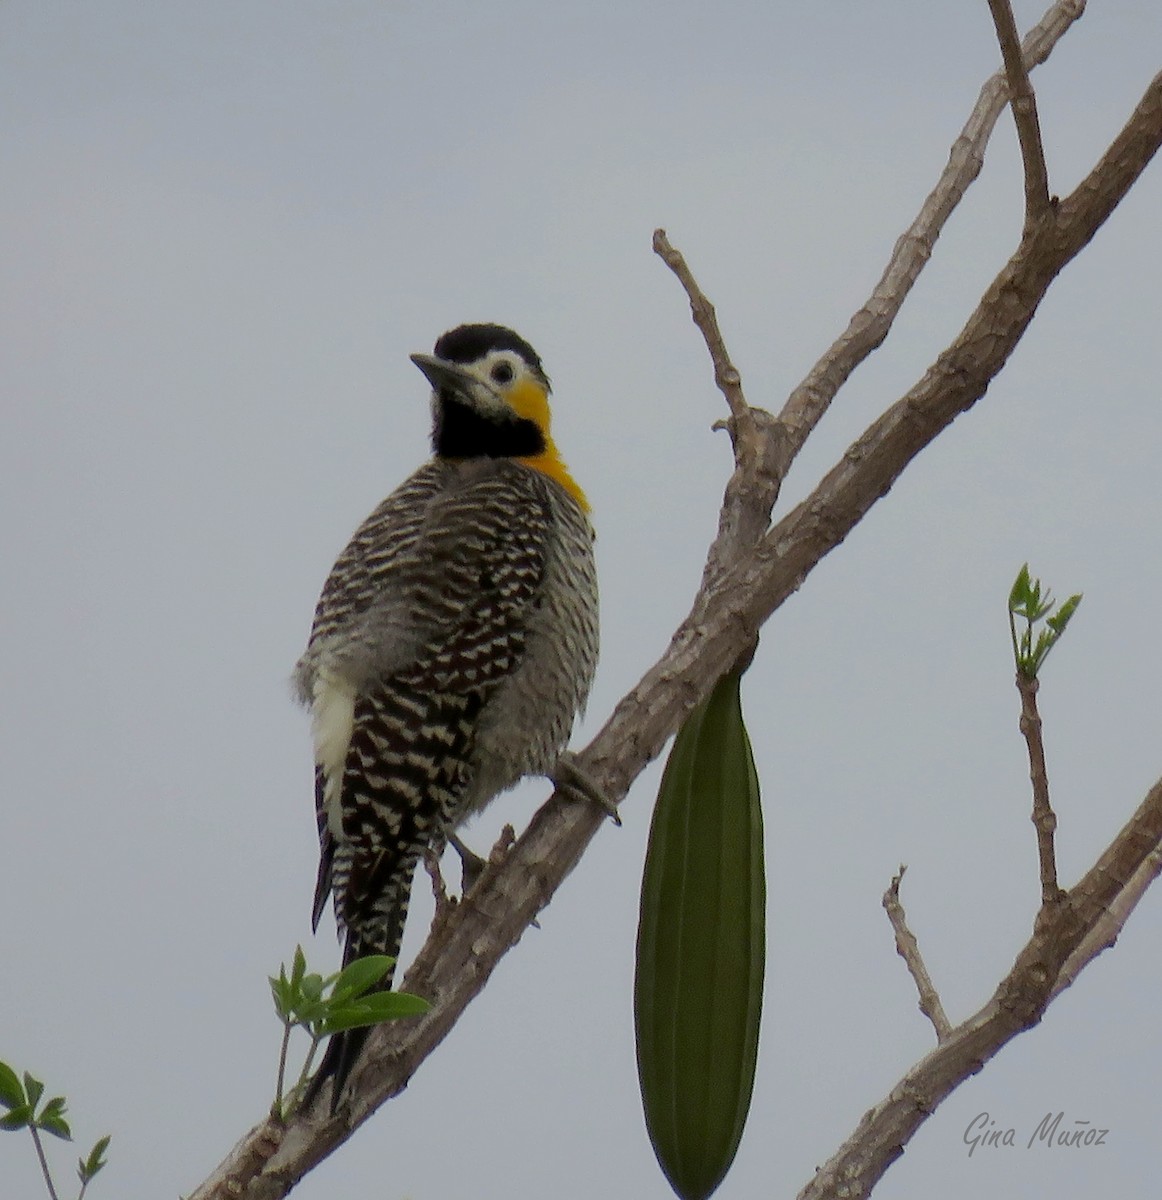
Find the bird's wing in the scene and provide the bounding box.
[306,462,557,936]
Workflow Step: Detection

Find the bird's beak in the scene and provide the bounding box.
[410,354,478,398]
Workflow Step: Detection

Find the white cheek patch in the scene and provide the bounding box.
[312,671,356,840]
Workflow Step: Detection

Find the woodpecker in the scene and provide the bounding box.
[293,323,599,1110]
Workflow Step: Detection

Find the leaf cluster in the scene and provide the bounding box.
[1008,563,1082,679]
[269,947,429,1115]
[0,1059,110,1198]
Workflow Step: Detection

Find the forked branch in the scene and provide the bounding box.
[775,0,1083,469]
[802,777,1162,1200]
[651,228,784,586]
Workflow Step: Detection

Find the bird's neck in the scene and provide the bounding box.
[433,395,589,512]
[517,442,590,513]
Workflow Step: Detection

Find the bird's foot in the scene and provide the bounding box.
[448,830,489,895]
[552,752,621,826]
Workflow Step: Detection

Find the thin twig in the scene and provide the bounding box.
[29,1126,61,1200]
[651,229,753,445]
[1016,674,1063,910]
[988,0,1053,230]
[273,1023,291,1116]
[882,866,952,1041]
[293,1038,321,1102]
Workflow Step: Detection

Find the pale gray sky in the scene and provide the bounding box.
[2,2,1160,1198]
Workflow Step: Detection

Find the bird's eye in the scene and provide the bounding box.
[491,362,515,384]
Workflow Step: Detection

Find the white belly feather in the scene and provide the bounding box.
[311,670,356,840]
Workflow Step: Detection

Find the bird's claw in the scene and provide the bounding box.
[552,752,621,826]
[448,830,489,894]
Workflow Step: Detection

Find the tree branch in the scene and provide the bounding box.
[774,0,1084,480]
[799,777,1162,1200]
[988,0,1053,230]
[749,67,1162,609]
[186,32,1162,1200]
[651,228,752,438]
[882,866,952,1041]
[654,0,1085,593]
[1051,842,1162,1001]
[1016,674,1063,909]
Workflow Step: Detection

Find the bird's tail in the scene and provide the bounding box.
[301,1023,373,1116]
[300,911,405,1115]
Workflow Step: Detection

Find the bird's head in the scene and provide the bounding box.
[412,324,553,460]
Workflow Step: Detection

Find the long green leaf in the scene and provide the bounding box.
[318,991,429,1035]
[635,668,765,1200]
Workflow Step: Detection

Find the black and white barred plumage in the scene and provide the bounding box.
[293,326,598,1110]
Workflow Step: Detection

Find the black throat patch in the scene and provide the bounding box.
[433,394,547,458]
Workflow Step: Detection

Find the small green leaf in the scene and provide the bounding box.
[0,1061,24,1109]
[1008,563,1031,611]
[1047,593,1082,635]
[0,1104,32,1131]
[38,1112,72,1141]
[23,1073,44,1110]
[37,1095,71,1140]
[270,974,296,1020]
[299,973,325,1004]
[79,1134,112,1183]
[329,955,396,1003]
[291,945,307,988]
[290,998,331,1027]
